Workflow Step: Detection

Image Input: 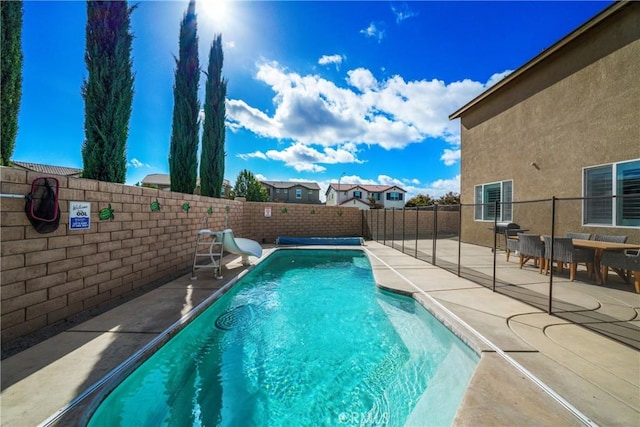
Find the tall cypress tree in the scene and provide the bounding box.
[169,0,199,194]
[81,0,135,183]
[200,34,227,197]
[1,0,23,166]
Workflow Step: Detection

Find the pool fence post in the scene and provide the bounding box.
[492,201,498,292]
[391,208,395,249]
[548,196,557,314]
[457,203,462,277]
[376,208,379,242]
[432,203,438,266]
[383,208,387,246]
[415,207,419,259]
[401,207,406,254]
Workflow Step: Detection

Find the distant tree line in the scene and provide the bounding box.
[405,191,460,207]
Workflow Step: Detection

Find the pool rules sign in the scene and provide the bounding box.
[69,201,91,230]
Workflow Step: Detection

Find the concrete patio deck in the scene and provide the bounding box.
[1,241,638,426]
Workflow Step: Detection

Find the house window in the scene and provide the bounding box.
[386,192,403,201]
[354,190,362,199]
[276,189,280,193]
[371,192,380,200]
[474,180,512,221]
[584,159,640,227]
[296,188,302,199]
[308,190,312,195]
[221,187,226,196]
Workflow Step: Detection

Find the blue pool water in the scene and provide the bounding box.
[88,249,478,426]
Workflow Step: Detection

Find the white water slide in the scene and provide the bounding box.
[222,229,263,265]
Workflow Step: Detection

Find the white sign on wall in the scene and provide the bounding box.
[264,207,272,217]
[69,201,91,230]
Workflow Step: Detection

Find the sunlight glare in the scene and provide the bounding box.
[198,0,235,30]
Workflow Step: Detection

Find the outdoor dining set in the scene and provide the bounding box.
[503,230,640,293]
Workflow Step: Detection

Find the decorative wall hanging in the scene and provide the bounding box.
[25,177,60,233]
[182,202,191,212]
[99,204,115,221]
[150,199,161,212]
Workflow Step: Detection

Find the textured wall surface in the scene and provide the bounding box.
[457,4,639,246]
[0,168,363,343]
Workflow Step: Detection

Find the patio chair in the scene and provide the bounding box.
[518,234,544,273]
[566,232,591,240]
[543,236,595,281]
[591,234,628,243]
[591,235,628,277]
[600,249,640,293]
[504,229,520,262]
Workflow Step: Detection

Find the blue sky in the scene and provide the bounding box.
[14,0,612,200]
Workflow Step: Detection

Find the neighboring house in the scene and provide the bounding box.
[449,1,639,245]
[326,184,406,210]
[141,173,171,191]
[141,173,232,198]
[13,161,82,177]
[260,181,321,204]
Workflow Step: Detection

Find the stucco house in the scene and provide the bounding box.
[12,161,82,178]
[449,1,639,246]
[326,184,406,210]
[260,181,321,204]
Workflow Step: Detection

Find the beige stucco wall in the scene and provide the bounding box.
[0,168,363,343]
[458,3,640,246]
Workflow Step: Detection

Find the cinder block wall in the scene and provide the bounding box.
[0,168,366,343]
[242,201,364,244]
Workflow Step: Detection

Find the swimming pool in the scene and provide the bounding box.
[87,249,478,426]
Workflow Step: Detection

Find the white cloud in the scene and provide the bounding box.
[486,70,513,88]
[440,148,460,166]
[226,61,504,171]
[238,142,363,172]
[346,68,378,92]
[237,151,268,160]
[318,54,345,68]
[128,158,150,168]
[360,22,385,42]
[398,174,460,200]
[391,4,418,23]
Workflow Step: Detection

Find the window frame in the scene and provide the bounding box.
[386,192,403,201]
[582,159,640,228]
[473,180,513,222]
[295,188,302,199]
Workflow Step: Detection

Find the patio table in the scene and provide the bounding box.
[571,239,640,284]
[509,236,640,284]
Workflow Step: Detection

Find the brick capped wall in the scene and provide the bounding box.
[0,167,365,343]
